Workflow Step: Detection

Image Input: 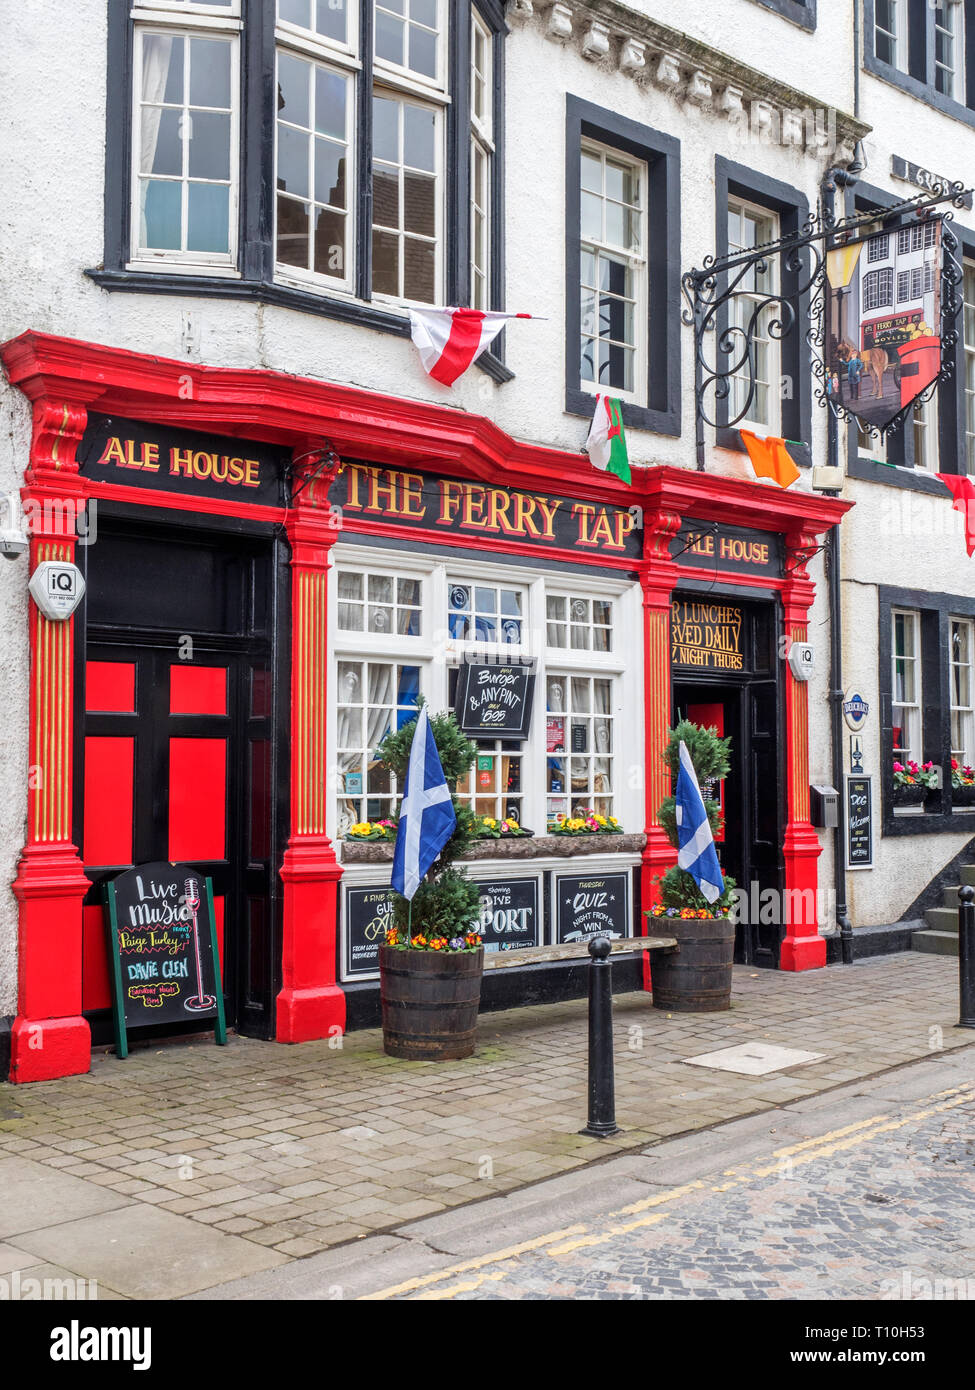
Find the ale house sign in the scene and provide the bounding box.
[671,599,744,671]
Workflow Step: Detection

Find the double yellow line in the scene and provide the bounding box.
[361,1080,975,1301]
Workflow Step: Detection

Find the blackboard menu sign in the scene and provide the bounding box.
[474,877,540,953]
[846,776,873,868]
[104,863,227,1058]
[454,656,536,738]
[555,872,630,943]
[345,885,397,978]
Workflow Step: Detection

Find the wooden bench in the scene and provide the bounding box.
[481,934,678,971]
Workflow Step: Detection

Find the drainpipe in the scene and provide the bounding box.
[821,148,861,965]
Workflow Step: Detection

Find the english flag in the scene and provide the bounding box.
[937,473,975,556]
[408,308,535,386]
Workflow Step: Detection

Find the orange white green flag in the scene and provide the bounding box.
[585,395,631,485]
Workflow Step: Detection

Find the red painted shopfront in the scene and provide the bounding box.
[0,332,850,1083]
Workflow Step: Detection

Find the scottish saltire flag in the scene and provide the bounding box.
[391,705,456,901]
[675,740,724,905]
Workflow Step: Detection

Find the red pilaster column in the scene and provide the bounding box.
[780,528,824,972]
[276,448,346,1042]
[10,401,93,1082]
[638,510,681,986]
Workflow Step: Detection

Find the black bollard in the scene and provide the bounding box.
[959,885,975,1030]
[580,935,620,1138]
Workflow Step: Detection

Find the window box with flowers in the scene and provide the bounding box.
[892,759,938,809]
[952,760,975,808]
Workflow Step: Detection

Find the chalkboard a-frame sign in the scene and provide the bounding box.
[104,862,227,1058]
[454,655,536,738]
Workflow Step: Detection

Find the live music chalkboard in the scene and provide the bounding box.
[474,877,540,953]
[454,656,536,738]
[555,872,630,943]
[104,862,227,1058]
[846,776,873,868]
[344,885,397,979]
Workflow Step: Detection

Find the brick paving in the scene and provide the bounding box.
[0,952,971,1264]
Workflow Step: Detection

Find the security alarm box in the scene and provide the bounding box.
[810,785,838,829]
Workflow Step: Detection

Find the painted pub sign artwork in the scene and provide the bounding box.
[826,216,943,430]
[104,863,227,1058]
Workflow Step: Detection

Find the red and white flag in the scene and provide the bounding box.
[938,472,975,556]
[408,308,536,386]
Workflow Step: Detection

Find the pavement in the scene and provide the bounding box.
[0,950,971,1300]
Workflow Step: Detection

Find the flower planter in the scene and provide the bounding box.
[892,784,927,810]
[649,915,735,1013]
[953,784,975,808]
[379,944,484,1061]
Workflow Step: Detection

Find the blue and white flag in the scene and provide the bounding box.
[391,705,457,901]
[675,740,724,905]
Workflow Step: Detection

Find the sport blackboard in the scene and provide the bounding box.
[104,862,227,1058]
[344,885,397,979]
[555,871,630,943]
[474,877,540,952]
[454,656,536,738]
[846,776,873,868]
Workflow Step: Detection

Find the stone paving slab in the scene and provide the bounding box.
[0,952,972,1286]
[0,1155,132,1239]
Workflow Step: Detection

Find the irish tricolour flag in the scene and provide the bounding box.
[408,308,537,387]
[585,395,631,485]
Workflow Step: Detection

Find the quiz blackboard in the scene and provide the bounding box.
[454,657,536,738]
[104,862,227,1058]
[846,776,873,868]
[474,877,540,953]
[344,885,397,978]
[555,872,630,943]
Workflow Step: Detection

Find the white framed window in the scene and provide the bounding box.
[277,0,356,53]
[862,267,893,312]
[727,198,779,430]
[892,608,922,765]
[131,19,240,267]
[912,395,938,471]
[470,9,493,311]
[935,0,965,99]
[336,569,422,635]
[857,418,888,463]
[965,263,975,472]
[371,90,442,305]
[868,232,890,263]
[447,580,525,645]
[875,0,908,70]
[546,594,613,652]
[374,0,443,88]
[336,658,423,828]
[579,141,647,403]
[951,617,975,766]
[545,674,615,825]
[274,49,354,290]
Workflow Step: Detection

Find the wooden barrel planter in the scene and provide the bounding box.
[650,916,735,1013]
[379,945,484,1060]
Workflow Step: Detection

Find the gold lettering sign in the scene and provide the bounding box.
[670,600,744,671]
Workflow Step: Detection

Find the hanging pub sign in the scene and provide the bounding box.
[671,599,744,672]
[104,863,227,1058]
[344,885,397,979]
[474,877,540,952]
[825,216,943,430]
[332,463,642,558]
[454,654,536,738]
[846,776,873,869]
[555,871,630,943]
[78,415,288,508]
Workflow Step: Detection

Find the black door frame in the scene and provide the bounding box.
[72,501,291,1043]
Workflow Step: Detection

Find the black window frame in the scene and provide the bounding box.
[864,0,975,128]
[878,584,975,835]
[845,180,970,489]
[92,0,512,383]
[713,157,812,466]
[564,95,681,437]
[747,0,816,31]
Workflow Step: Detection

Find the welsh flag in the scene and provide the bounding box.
[408,308,536,386]
[585,395,631,485]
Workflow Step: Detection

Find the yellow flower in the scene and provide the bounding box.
[506,818,520,829]
[594,814,607,825]
[609,817,619,825]
[349,822,371,835]
[484,817,497,828]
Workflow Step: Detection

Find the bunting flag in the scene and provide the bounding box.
[738,429,801,489]
[585,395,632,485]
[937,472,975,556]
[408,308,536,386]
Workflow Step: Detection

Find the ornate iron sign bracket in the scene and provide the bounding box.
[681,182,970,471]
